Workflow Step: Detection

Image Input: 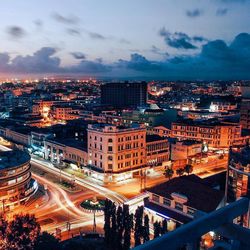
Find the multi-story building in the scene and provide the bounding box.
[227,146,250,228]
[0,150,38,212]
[146,135,170,168]
[44,138,88,167]
[171,140,202,161]
[171,120,241,148]
[144,175,224,229]
[101,81,148,108]
[147,126,171,137]
[240,100,250,129]
[87,123,146,182]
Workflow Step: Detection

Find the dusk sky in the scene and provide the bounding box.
[1,0,250,80]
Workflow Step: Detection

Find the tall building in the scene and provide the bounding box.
[227,146,250,228]
[240,100,250,129]
[0,150,38,212]
[101,82,148,108]
[87,123,146,182]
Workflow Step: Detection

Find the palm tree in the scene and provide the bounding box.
[176,168,184,177]
[184,164,193,175]
[164,167,174,180]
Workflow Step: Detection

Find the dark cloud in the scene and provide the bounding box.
[115,33,250,79]
[34,19,43,28]
[216,8,228,16]
[68,60,111,73]
[150,45,169,57]
[66,28,81,36]
[159,28,207,49]
[11,47,60,73]
[7,26,26,39]
[52,13,79,25]
[1,33,250,79]
[117,53,162,71]
[0,47,110,75]
[71,52,86,60]
[186,9,203,18]
[88,32,106,40]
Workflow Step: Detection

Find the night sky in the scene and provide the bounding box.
[1,0,250,79]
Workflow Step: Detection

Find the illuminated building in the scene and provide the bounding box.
[101,81,148,108]
[146,135,169,168]
[44,138,88,167]
[227,147,250,228]
[147,126,171,137]
[171,140,202,161]
[209,101,237,113]
[240,100,250,129]
[171,120,242,148]
[0,150,37,212]
[87,123,146,182]
[144,175,224,229]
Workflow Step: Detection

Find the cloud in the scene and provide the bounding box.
[186,9,203,18]
[34,19,43,28]
[52,12,79,25]
[88,32,106,40]
[66,28,81,36]
[159,28,207,49]
[117,53,162,71]
[6,26,26,39]
[71,52,86,60]
[150,45,169,57]
[216,8,228,16]
[1,33,250,79]
[10,47,60,73]
[119,38,131,44]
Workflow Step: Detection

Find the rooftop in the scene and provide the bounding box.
[147,175,224,213]
[0,150,30,170]
[146,134,166,143]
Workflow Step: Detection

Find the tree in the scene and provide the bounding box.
[184,164,193,175]
[143,215,150,243]
[153,221,161,239]
[164,167,174,180]
[176,168,184,177]
[0,215,8,250]
[104,199,112,247]
[34,232,61,250]
[134,206,144,246]
[116,206,123,250]
[6,214,41,250]
[123,205,132,250]
[110,202,117,250]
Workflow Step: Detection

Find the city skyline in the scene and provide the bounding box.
[1,0,250,79]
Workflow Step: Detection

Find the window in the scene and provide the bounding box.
[175,202,183,212]
[163,198,171,207]
[108,164,112,169]
[108,146,113,152]
[152,194,160,203]
[108,156,113,161]
[108,138,113,143]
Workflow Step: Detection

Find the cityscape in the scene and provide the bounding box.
[1,1,250,250]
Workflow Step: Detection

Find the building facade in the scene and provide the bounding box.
[227,147,250,228]
[240,100,250,129]
[87,123,147,181]
[101,82,148,108]
[0,150,37,212]
[171,120,241,148]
